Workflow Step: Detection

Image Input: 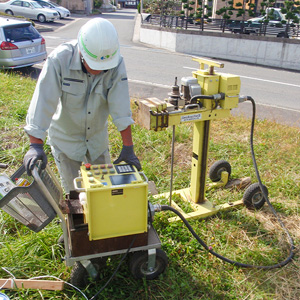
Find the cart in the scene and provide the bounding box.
[0,164,167,287]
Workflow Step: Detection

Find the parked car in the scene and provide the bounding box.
[227,8,290,38]
[33,0,70,19]
[247,8,285,25]
[0,0,59,23]
[0,17,47,69]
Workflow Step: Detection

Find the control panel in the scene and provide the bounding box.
[79,163,145,190]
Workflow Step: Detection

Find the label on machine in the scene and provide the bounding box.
[181,113,202,123]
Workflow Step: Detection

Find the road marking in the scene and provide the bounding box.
[54,18,82,33]
[242,101,300,113]
[239,75,300,88]
[128,79,171,89]
[183,66,300,88]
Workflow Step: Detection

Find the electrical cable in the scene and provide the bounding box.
[29,275,89,300]
[1,235,137,300]
[159,96,295,269]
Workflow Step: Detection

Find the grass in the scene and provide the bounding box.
[0,70,299,299]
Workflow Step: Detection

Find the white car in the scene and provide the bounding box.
[0,0,59,23]
[33,0,70,19]
[0,17,47,68]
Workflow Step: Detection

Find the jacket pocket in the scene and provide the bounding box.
[61,80,85,111]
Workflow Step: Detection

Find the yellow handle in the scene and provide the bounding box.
[192,57,224,74]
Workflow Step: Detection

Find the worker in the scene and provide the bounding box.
[23,18,141,193]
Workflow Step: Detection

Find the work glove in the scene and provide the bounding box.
[23,143,48,176]
[113,145,141,171]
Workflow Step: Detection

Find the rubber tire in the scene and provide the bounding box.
[5,10,13,15]
[38,14,46,23]
[243,182,268,210]
[209,160,231,182]
[70,258,106,288]
[129,249,168,280]
[277,32,289,38]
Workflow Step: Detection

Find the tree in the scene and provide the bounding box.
[281,0,300,25]
[216,0,234,31]
[180,0,196,19]
[143,0,181,15]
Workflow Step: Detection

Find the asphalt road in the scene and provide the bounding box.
[33,10,300,128]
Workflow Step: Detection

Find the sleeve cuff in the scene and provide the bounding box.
[24,125,47,142]
[114,117,135,132]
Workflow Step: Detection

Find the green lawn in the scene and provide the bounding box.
[0,70,299,300]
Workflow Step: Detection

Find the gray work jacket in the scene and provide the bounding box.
[24,40,134,162]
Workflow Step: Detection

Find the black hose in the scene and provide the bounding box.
[161,205,293,269]
[160,96,295,269]
[190,95,214,103]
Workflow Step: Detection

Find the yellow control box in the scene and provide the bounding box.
[219,73,241,109]
[76,163,148,241]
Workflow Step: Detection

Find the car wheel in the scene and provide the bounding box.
[5,9,14,15]
[277,32,289,38]
[58,12,62,19]
[37,14,46,23]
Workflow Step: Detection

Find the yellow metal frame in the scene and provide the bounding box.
[149,58,244,221]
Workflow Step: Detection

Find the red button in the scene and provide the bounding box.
[85,163,92,170]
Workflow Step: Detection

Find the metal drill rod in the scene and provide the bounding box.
[169,125,175,206]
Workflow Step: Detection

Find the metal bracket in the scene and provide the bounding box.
[147,248,157,271]
[80,259,98,280]
[150,110,169,131]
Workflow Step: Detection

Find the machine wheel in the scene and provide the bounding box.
[5,9,14,15]
[243,182,268,210]
[70,258,106,288]
[209,160,231,182]
[129,249,168,280]
[37,14,46,23]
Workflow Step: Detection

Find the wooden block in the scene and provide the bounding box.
[136,99,155,130]
[225,177,251,190]
[0,279,64,290]
[135,98,171,131]
[59,199,83,214]
[146,97,167,111]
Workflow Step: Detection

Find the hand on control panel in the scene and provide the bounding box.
[113,145,141,171]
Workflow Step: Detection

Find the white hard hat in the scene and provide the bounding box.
[78,18,120,70]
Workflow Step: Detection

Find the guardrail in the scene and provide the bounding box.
[142,15,300,38]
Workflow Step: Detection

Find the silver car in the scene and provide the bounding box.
[0,0,59,23]
[33,0,71,19]
[0,17,47,69]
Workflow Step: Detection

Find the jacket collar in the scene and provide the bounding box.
[69,41,82,71]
